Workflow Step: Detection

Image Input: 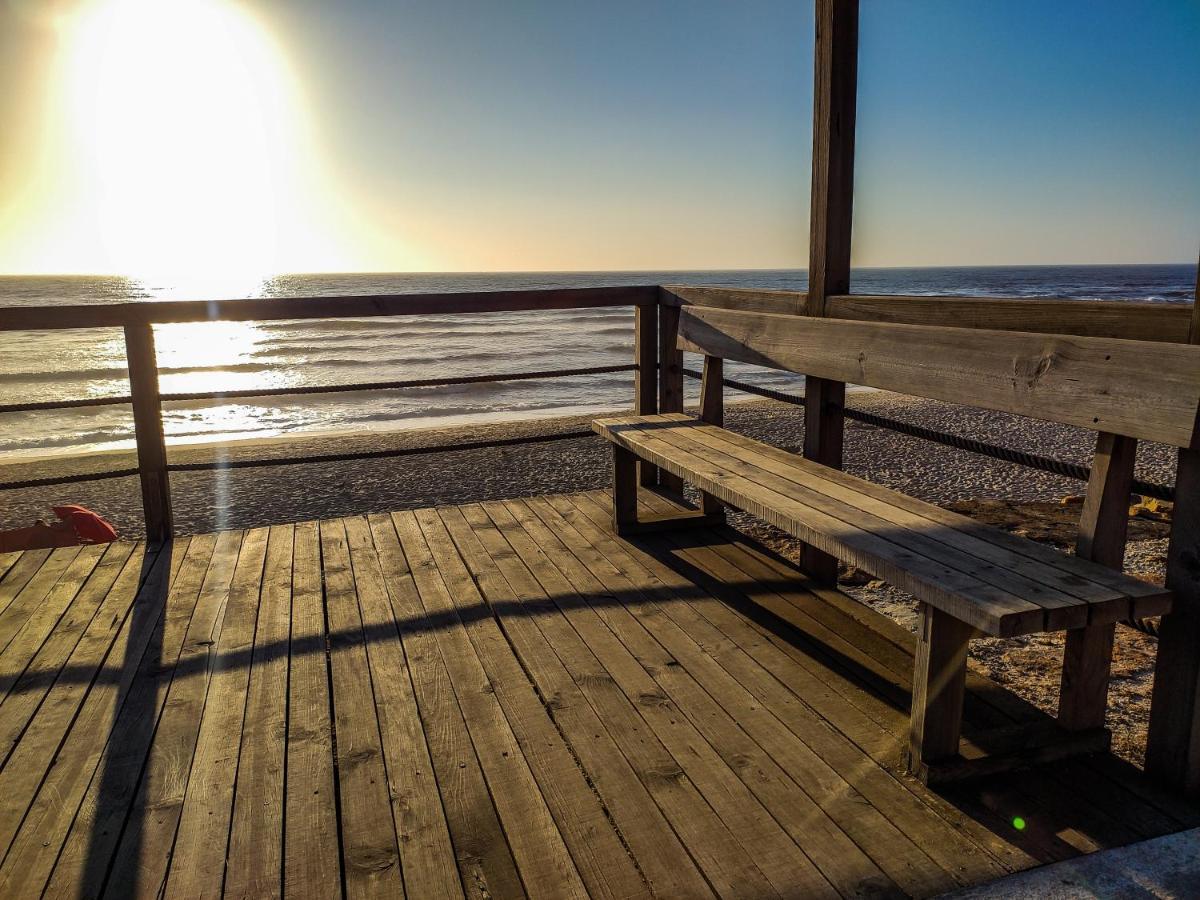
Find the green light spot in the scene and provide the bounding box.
[1012,817,1026,831]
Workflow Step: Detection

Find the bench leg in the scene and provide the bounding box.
[612,444,639,535]
[1059,623,1116,731]
[908,603,972,777]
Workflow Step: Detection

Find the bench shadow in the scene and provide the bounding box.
[615,520,1194,866]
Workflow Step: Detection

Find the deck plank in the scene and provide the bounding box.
[0,549,54,619]
[320,518,406,899]
[367,513,527,900]
[0,545,110,701]
[283,521,343,900]
[225,524,294,900]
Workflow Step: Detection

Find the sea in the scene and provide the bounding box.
[0,265,1194,461]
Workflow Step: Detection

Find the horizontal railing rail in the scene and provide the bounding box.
[0,285,658,331]
[659,285,1195,343]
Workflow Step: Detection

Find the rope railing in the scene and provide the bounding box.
[0,363,637,414]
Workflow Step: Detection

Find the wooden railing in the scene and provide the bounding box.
[0,284,1192,544]
[0,286,658,542]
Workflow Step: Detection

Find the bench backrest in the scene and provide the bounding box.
[677,306,1200,447]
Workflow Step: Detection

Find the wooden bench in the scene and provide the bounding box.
[595,305,1200,783]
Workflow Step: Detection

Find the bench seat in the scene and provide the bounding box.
[595,413,1170,638]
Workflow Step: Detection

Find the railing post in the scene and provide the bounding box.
[634,302,659,487]
[124,322,173,543]
[657,299,684,495]
[699,355,725,518]
[802,0,858,583]
[1058,431,1136,731]
[1146,253,1200,795]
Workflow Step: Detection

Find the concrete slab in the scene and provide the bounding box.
[942,829,1200,898]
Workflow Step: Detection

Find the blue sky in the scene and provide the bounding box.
[0,0,1196,273]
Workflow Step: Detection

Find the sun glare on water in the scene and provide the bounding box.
[53,0,321,295]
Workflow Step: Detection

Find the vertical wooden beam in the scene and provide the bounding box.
[698,356,725,518]
[802,0,858,582]
[1059,432,1137,730]
[611,445,639,536]
[1147,252,1200,793]
[807,0,859,311]
[908,603,972,775]
[124,323,172,543]
[634,304,659,487]
[658,300,685,495]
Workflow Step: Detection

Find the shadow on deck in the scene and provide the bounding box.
[0,490,1195,899]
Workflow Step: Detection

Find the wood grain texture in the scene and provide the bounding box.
[593,414,1165,636]
[440,504,717,899]
[368,514,524,900]
[678,305,1200,446]
[1059,433,1138,732]
[284,521,342,900]
[21,539,198,899]
[165,527,269,900]
[909,605,973,772]
[660,285,806,315]
[0,499,1196,894]
[226,525,294,900]
[393,510,589,900]
[829,295,1193,342]
[808,0,858,308]
[661,286,1192,344]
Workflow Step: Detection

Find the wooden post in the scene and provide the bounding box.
[611,445,639,535]
[1059,432,1137,730]
[124,323,172,543]
[635,304,659,487]
[1146,253,1200,794]
[698,356,725,518]
[801,0,858,583]
[658,300,685,495]
[908,603,972,775]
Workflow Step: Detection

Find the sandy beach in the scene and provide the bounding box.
[0,391,1177,764]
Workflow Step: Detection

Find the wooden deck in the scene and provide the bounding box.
[0,490,1195,899]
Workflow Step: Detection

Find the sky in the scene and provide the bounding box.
[0,0,1197,277]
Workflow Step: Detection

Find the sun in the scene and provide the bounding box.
[56,0,305,293]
